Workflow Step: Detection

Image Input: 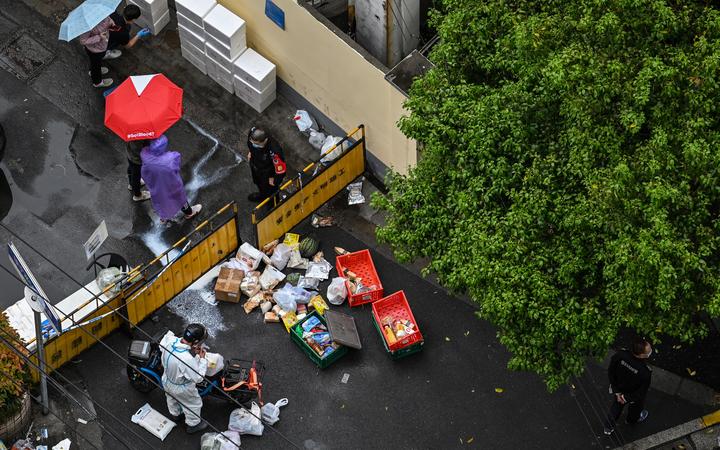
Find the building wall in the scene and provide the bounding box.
[220,0,417,175]
[355,0,387,64]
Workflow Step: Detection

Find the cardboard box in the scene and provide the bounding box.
[135,8,170,35]
[178,23,205,52]
[203,5,246,51]
[181,45,207,74]
[127,0,168,18]
[214,267,244,302]
[177,13,205,39]
[233,48,276,92]
[175,0,217,26]
[233,74,276,113]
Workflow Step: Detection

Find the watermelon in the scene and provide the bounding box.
[299,236,319,258]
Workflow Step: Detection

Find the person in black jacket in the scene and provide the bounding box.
[126,139,150,201]
[246,127,286,202]
[604,337,653,435]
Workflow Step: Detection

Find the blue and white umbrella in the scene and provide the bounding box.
[58,0,122,42]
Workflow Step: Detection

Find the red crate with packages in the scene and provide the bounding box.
[372,290,423,352]
[335,249,384,307]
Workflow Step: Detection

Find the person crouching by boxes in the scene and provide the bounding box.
[215,267,244,302]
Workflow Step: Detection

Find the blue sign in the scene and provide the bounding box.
[265,0,285,30]
[8,242,63,333]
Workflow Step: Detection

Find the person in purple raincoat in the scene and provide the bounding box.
[140,135,201,222]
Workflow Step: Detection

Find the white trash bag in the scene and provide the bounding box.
[327,277,348,305]
[228,402,264,436]
[293,110,318,133]
[261,398,289,425]
[205,352,225,377]
[131,403,176,441]
[260,265,286,290]
[201,431,241,450]
[270,243,292,270]
[320,135,344,163]
[308,130,326,150]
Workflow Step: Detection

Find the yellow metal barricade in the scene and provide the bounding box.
[251,125,366,248]
[27,202,240,381]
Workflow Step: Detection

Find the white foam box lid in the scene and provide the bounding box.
[204,32,245,60]
[127,0,168,16]
[181,46,207,75]
[177,12,204,36]
[203,4,246,48]
[175,0,217,25]
[234,78,276,113]
[232,48,276,92]
[178,23,205,50]
[205,40,237,73]
[181,40,205,61]
[135,8,170,34]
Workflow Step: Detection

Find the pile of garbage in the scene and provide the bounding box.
[214,233,351,335]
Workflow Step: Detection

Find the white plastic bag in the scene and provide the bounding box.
[327,277,348,305]
[228,402,264,436]
[306,259,332,280]
[201,431,241,450]
[131,403,176,441]
[269,243,292,270]
[261,398,289,425]
[297,276,320,290]
[293,110,317,133]
[273,285,297,312]
[205,352,225,377]
[308,130,326,150]
[287,249,309,269]
[237,243,263,271]
[96,267,124,296]
[320,135,343,163]
[260,265,286,290]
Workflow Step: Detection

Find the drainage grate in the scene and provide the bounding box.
[0,31,54,80]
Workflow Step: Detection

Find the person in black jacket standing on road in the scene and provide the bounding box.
[246,127,286,202]
[604,337,653,435]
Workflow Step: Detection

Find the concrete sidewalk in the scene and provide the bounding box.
[618,409,720,450]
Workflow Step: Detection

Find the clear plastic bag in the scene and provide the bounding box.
[297,276,320,290]
[260,265,285,290]
[96,267,124,296]
[293,110,317,133]
[261,398,289,425]
[308,130,326,150]
[273,287,297,313]
[201,431,241,450]
[327,277,348,305]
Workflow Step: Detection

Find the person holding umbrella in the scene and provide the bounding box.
[141,135,202,223]
[78,16,115,87]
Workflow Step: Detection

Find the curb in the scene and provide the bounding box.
[617,409,720,450]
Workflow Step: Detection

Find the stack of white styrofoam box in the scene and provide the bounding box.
[175,0,216,75]
[128,0,170,35]
[203,5,247,94]
[232,48,277,113]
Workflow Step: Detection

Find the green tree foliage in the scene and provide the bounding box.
[373,0,720,390]
[0,312,28,420]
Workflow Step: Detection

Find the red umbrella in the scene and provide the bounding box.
[104,74,183,142]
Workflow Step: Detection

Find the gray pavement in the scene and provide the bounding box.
[0,0,718,449]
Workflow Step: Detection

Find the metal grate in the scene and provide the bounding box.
[0,31,54,80]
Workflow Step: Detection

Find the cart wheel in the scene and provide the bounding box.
[127,365,155,393]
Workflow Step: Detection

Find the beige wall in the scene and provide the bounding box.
[220,0,417,174]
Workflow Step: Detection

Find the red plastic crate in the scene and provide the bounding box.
[335,249,384,307]
[372,290,423,351]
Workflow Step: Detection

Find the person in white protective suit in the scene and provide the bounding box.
[159,323,209,434]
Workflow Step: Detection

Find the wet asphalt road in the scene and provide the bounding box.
[0,0,715,449]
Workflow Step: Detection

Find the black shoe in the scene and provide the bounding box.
[170,413,185,423]
[186,421,208,434]
[603,426,614,435]
[247,192,264,201]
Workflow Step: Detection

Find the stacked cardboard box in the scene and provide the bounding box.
[232,48,277,113]
[214,267,244,303]
[202,4,247,93]
[175,0,217,75]
[127,0,170,35]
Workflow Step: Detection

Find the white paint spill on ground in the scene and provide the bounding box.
[166,264,226,338]
[138,224,178,266]
[184,118,244,204]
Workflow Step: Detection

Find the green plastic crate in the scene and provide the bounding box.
[372,315,424,360]
[290,311,349,368]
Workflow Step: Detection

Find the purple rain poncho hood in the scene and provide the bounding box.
[140,135,188,220]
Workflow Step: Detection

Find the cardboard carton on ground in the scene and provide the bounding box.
[178,23,206,52]
[233,75,276,113]
[181,45,207,74]
[177,12,205,37]
[215,267,244,302]
[205,40,237,73]
[206,60,235,94]
[175,0,217,26]
[203,5,246,53]
[232,48,276,92]
[135,8,170,35]
[127,0,168,18]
